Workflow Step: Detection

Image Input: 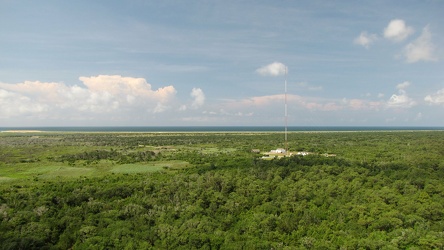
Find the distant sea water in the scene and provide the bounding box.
[1,126,443,132]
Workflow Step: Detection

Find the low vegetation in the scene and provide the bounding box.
[0,131,443,249]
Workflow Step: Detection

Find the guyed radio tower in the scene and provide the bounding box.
[284,66,288,155]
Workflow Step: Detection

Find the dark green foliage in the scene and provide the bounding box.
[57,149,156,164]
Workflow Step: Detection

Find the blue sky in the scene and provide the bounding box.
[1,0,443,126]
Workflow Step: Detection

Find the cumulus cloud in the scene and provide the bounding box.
[424,88,444,105]
[256,62,287,76]
[354,31,378,49]
[0,75,177,120]
[403,26,437,63]
[387,82,416,108]
[0,88,48,118]
[79,75,176,104]
[387,93,416,108]
[396,81,410,90]
[190,88,205,109]
[384,19,414,42]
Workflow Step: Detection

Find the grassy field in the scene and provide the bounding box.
[0,163,93,181]
[0,157,190,182]
[110,161,189,173]
[0,132,229,182]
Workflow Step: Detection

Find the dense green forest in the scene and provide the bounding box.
[1,131,444,249]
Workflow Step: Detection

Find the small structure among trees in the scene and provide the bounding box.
[270,148,286,154]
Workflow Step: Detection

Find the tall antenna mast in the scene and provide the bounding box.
[285,66,288,155]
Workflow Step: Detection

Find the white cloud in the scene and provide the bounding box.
[0,75,178,121]
[384,19,414,42]
[77,75,177,113]
[424,88,444,105]
[354,31,378,49]
[0,81,75,105]
[403,26,437,63]
[256,62,287,76]
[387,82,416,108]
[0,88,48,118]
[396,81,410,90]
[190,88,205,109]
[387,93,416,108]
[79,75,176,104]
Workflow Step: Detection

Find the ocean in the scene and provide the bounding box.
[1,126,443,132]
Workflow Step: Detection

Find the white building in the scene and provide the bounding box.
[271,148,286,154]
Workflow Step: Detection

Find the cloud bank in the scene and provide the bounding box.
[0,74,441,126]
[0,75,180,121]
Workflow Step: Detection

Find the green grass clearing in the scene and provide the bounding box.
[37,166,94,179]
[0,160,190,182]
[0,163,94,179]
[111,161,189,174]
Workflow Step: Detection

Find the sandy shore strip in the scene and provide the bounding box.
[1,130,42,133]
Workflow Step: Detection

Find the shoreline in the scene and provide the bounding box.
[1,130,43,133]
[1,126,443,133]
